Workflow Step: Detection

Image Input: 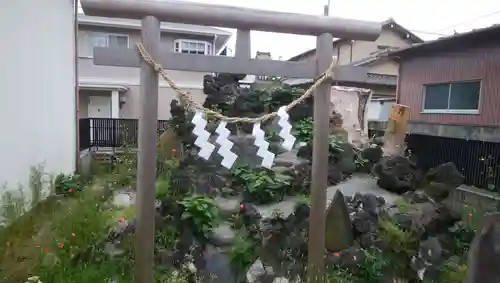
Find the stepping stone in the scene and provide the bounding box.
[326,173,398,208]
[203,245,236,283]
[256,198,298,220]
[274,150,304,167]
[210,222,236,247]
[214,197,241,218]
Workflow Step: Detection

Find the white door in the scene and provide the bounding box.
[88,96,112,146]
[88,95,111,118]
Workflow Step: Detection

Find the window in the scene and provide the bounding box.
[423,81,481,113]
[174,39,212,55]
[86,32,129,56]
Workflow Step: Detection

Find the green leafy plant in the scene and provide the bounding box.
[231,165,292,204]
[446,211,476,258]
[179,195,219,241]
[354,153,368,170]
[324,268,355,283]
[229,237,258,279]
[355,248,391,283]
[54,173,80,195]
[328,135,345,159]
[294,118,314,144]
[249,171,289,204]
[431,260,467,283]
[377,217,418,277]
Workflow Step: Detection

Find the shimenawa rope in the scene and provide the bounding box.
[136,43,337,124]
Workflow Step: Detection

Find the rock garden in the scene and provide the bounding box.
[0,73,481,282]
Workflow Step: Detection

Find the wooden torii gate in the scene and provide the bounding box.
[80,0,381,282]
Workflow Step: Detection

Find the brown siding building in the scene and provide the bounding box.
[392,25,500,142]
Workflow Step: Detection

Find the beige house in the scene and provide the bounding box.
[77,14,232,120]
[286,18,423,98]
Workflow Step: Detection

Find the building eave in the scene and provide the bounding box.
[79,81,129,91]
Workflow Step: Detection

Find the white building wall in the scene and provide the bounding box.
[0,0,76,193]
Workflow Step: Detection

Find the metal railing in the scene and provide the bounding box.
[406,134,500,191]
[79,118,169,150]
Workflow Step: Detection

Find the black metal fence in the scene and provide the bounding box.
[79,118,169,150]
[406,134,500,190]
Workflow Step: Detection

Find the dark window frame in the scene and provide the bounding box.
[422,80,481,114]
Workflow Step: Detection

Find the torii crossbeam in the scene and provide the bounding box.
[80,0,382,282]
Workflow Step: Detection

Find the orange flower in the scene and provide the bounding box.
[58,242,64,249]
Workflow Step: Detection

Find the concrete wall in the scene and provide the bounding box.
[78,25,213,119]
[0,0,76,192]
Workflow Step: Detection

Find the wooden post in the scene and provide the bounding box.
[135,16,160,283]
[308,5,334,282]
[383,103,410,156]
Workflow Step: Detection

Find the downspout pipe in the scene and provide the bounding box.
[74,0,81,172]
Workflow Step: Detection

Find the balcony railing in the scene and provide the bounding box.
[79,118,169,150]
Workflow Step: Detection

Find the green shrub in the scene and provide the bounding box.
[229,237,258,276]
[294,118,313,144]
[231,165,291,204]
[179,195,219,241]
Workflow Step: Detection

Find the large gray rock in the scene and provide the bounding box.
[210,222,236,246]
[465,212,500,283]
[420,162,464,202]
[372,155,420,194]
[214,196,241,218]
[325,191,354,252]
[203,245,236,283]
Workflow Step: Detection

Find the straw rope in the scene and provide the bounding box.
[136,42,337,124]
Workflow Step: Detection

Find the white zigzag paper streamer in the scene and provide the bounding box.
[252,123,275,169]
[215,121,238,169]
[191,111,215,160]
[277,106,296,151]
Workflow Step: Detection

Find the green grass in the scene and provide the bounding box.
[0,180,133,283]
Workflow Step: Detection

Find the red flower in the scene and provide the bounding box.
[119,217,125,223]
[58,242,64,249]
[334,252,341,257]
[468,213,473,217]
[68,188,73,193]
[239,203,245,210]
